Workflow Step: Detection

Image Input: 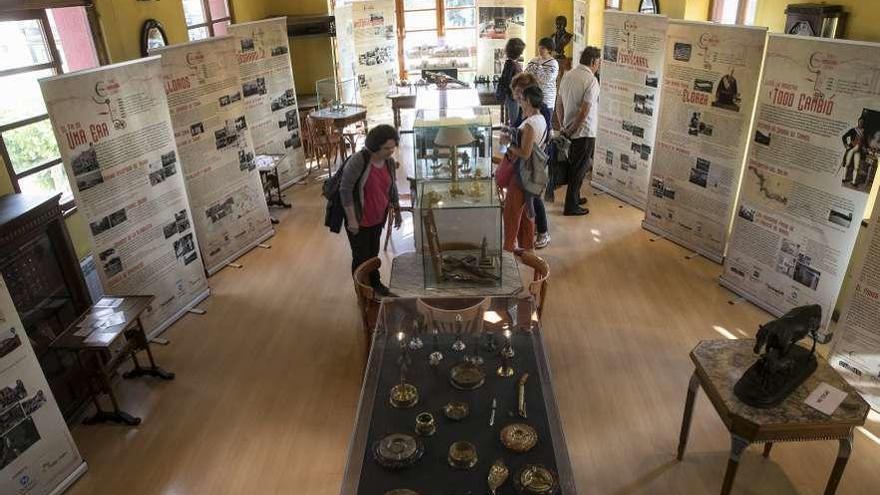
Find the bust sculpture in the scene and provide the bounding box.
[551,16,573,59]
[733,305,822,408]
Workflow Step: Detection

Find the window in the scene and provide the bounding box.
[0,7,100,207]
[710,0,757,25]
[397,0,477,81]
[182,0,232,41]
[605,0,621,9]
[639,0,658,14]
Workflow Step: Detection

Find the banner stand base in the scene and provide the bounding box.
[590,180,645,211]
[206,229,275,277]
[49,461,88,495]
[188,308,207,315]
[227,263,244,269]
[257,243,271,249]
[642,221,724,264]
[147,288,211,341]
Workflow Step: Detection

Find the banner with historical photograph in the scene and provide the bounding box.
[41,57,210,337]
[829,211,880,410]
[153,37,274,276]
[0,277,86,495]
[592,11,668,209]
[476,0,526,77]
[228,18,307,189]
[643,22,767,262]
[572,0,588,62]
[721,35,880,331]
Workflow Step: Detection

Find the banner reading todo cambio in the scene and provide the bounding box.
[41,58,210,337]
[721,34,880,331]
[643,22,767,262]
[229,18,307,189]
[0,277,86,495]
[153,37,274,276]
[592,11,668,209]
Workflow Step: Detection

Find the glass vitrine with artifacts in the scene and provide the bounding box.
[413,107,492,182]
[418,179,502,289]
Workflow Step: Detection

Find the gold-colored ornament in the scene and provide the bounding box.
[390,383,419,409]
[488,459,510,495]
[447,441,478,469]
[513,464,558,495]
[500,422,538,453]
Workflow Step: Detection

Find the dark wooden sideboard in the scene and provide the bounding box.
[0,193,92,420]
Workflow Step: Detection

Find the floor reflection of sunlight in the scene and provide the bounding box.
[590,229,601,236]
[483,310,502,324]
[713,325,738,340]
[857,425,880,446]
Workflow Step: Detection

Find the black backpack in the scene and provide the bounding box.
[323,151,368,233]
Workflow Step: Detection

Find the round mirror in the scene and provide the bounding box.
[142,19,168,56]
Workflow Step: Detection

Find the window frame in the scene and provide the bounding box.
[395,0,478,79]
[183,0,234,40]
[1,9,69,209]
[709,0,753,25]
[605,0,621,10]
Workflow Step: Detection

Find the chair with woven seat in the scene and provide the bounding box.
[353,257,382,358]
[416,297,490,335]
[383,174,417,252]
[307,114,344,177]
[517,252,549,319]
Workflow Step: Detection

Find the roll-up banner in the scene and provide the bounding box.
[476,0,526,77]
[829,210,880,411]
[592,11,668,209]
[40,57,210,338]
[341,0,399,126]
[720,34,880,332]
[572,0,588,62]
[643,22,767,262]
[152,37,274,276]
[228,18,307,189]
[0,276,86,495]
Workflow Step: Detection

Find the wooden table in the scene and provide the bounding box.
[389,251,522,298]
[676,339,869,495]
[340,296,576,494]
[52,295,175,425]
[309,104,368,162]
[387,87,499,129]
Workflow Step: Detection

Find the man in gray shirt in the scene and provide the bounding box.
[556,46,601,216]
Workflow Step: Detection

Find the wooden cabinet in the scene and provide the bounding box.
[0,193,92,421]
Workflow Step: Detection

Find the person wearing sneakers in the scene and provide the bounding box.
[556,46,600,216]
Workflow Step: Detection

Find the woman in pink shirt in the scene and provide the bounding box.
[340,125,403,297]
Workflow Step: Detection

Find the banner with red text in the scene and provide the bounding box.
[41,58,210,337]
[643,22,767,262]
[153,37,274,276]
[228,18,307,189]
[721,35,880,333]
[0,276,86,495]
[592,11,668,209]
[829,209,880,411]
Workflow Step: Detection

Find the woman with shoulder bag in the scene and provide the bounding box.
[500,86,547,253]
[339,125,403,297]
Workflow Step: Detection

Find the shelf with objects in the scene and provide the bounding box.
[413,107,493,181]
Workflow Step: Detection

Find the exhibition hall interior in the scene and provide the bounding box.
[2,0,880,494]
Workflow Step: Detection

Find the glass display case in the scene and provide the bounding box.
[413,107,492,181]
[418,178,502,289]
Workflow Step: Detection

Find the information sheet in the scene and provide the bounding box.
[721,35,880,331]
[0,277,86,495]
[228,18,307,189]
[643,22,767,262]
[41,57,210,336]
[593,11,668,209]
[572,0,588,62]
[153,37,273,275]
[829,209,880,410]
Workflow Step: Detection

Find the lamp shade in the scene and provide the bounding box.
[434,126,474,147]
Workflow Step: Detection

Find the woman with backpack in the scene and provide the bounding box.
[496,38,525,126]
[339,125,403,297]
[499,86,547,253]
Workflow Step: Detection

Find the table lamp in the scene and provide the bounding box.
[434,126,474,184]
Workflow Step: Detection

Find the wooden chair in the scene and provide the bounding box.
[384,175,417,252]
[517,252,549,319]
[307,114,343,177]
[353,257,382,358]
[416,297,491,335]
[341,103,368,156]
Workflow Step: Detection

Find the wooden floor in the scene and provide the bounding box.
[65,168,880,494]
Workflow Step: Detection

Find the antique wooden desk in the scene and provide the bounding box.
[52,295,175,426]
[340,296,575,494]
[676,339,869,495]
[388,251,523,298]
[387,87,499,129]
[309,104,368,162]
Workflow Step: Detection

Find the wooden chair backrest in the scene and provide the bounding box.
[353,257,382,353]
[518,252,549,319]
[416,297,490,334]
